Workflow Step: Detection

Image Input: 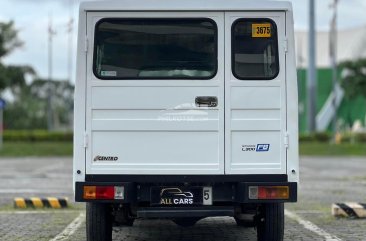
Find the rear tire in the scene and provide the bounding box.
[86,203,113,241]
[256,203,284,241]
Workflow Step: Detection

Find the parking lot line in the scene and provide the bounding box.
[285,209,342,241]
[49,212,85,241]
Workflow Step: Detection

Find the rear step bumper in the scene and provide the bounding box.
[137,206,235,218]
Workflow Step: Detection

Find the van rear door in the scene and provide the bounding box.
[85,12,225,175]
[224,12,287,174]
[84,11,287,176]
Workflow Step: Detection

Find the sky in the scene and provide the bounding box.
[1,0,366,82]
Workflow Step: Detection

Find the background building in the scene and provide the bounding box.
[295,25,366,133]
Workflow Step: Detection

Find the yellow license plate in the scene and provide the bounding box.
[252,23,272,38]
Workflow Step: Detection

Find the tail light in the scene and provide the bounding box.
[249,186,289,200]
[83,186,124,200]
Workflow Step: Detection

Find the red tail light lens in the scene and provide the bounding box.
[249,186,289,200]
[83,186,125,200]
[96,186,115,199]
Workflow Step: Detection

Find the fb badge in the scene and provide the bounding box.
[256,144,270,152]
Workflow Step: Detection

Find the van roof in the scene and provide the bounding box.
[80,0,292,12]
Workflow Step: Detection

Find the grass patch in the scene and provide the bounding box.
[0,204,16,211]
[0,141,72,157]
[300,142,366,156]
[337,176,366,181]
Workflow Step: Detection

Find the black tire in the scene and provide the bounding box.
[173,217,200,227]
[257,203,284,241]
[86,203,113,241]
[234,217,255,227]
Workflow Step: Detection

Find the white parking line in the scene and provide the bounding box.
[285,209,343,241]
[49,212,85,241]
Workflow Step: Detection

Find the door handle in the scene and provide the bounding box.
[195,96,218,107]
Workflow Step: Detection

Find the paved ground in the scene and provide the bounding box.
[0,156,365,241]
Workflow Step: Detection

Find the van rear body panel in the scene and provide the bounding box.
[73,0,298,214]
[224,12,287,175]
[77,9,295,177]
[85,12,225,175]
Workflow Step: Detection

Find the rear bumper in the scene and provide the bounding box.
[137,206,235,218]
[75,174,297,203]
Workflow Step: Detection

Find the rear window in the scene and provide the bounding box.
[93,18,217,80]
[232,19,279,80]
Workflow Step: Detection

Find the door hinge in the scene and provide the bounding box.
[284,38,288,53]
[284,132,289,149]
[83,132,88,148]
[84,36,89,53]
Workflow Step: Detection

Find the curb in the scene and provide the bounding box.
[332,203,366,218]
[14,197,68,209]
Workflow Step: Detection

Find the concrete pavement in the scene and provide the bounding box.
[0,156,365,241]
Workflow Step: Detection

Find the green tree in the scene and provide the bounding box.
[0,21,22,58]
[0,20,44,130]
[30,79,74,128]
[0,21,35,90]
[4,85,47,129]
[340,59,366,99]
[0,20,74,130]
[4,79,74,130]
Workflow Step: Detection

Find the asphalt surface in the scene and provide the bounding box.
[0,156,365,241]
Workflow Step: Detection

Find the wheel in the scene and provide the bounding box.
[86,203,113,241]
[256,203,284,241]
[172,217,200,227]
[234,217,255,227]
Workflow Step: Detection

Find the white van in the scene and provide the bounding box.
[73,1,299,240]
